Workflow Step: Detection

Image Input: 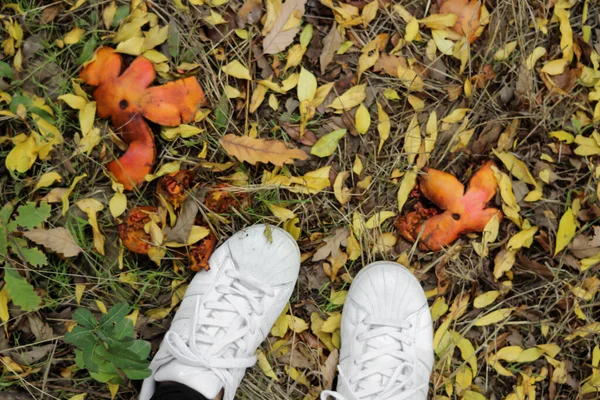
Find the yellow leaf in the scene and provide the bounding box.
[102,1,117,29]
[95,300,108,314]
[79,101,96,135]
[271,307,290,337]
[288,315,309,332]
[269,204,295,222]
[75,284,85,305]
[250,83,268,112]
[493,41,517,61]
[5,134,38,173]
[186,226,211,245]
[372,232,397,254]
[365,211,396,229]
[34,171,62,190]
[222,60,252,80]
[0,288,9,323]
[64,28,85,45]
[311,129,347,158]
[333,171,351,205]
[507,225,538,250]
[431,30,454,55]
[383,88,401,101]
[494,150,537,186]
[397,65,424,91]
[407,95,424,111]
[328,84,367,112]
[358,46,379,80]
[355,103,370,134]
[473,308,514,326]
[516,347,544,363]
[526,46,547,70]
[441,108,471,124]
[107,383,119,400]
[455,366,472,395]
[405,18,419,42]
[352,155,363,176]
[268,94,279,110]
[361,1,378,27]
[225,85,243,99]
[62,174,87,216]
[322,312,341,333]
[493,248,516,279]
[76,198,105,255]
[145,161,182,181]
[109,192,127,218]
[297,67,317,102]
[377,102,390,154]
[205,9,226,25]
[541,58,569,75]
[115,36,145,56]
[550,130,574,143]
[430,297,448,321]
[257,350,278,380]
[473,291,500,309]
[312,82,335,108]
[419,13,457,29]
[59,94,87,110]
[397,168,417,212]
[283,217,301,239]
[537,343,561,358]
[404,115,421,164]
[555,207,576,255]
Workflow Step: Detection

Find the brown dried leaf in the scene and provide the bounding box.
[263,0,308,54]
[22,228,82,258]
[282,122,318,146]
[312,227,350,261]
[322,349,339,390]
[220,134,308,166]
[238,0,264,27]
[320,23,344,75]
[40,4,61,24]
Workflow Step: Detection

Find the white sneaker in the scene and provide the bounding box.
[140,224,300,400]
[321,262,433,400]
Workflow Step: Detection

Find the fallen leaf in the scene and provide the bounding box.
[263,0,307,54]
[22,228,82,258]
[320,23,343,74]
[311,129,347,158]
[220,134,307,166]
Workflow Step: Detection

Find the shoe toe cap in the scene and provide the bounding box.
[225,224,301,286]
[345,262,429,322]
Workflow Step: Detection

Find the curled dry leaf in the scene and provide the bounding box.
[395,162,503,251]
[80,47,207,190]
[262,0,308,55]
[220,134,308,166]
[438,0,482,43]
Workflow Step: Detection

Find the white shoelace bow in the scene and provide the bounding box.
[321,317,425,400]
[160,269,274,395]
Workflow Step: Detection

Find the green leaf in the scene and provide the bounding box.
[128,339,151,360]
[112,5,130,27]
[100,302,130,328]
[0,61,14,80]
[72,308,99,329]
[123,367,152,380]
[4,267,41,311]
[12,242,48,267]
[106,348,150,370]
[167,22,180,60]
[77,36,98,65]
[15,202,51,229]
[64,326,96,348]
[111,318,134,340]
[0,203,13,259]
[311,129,347,158]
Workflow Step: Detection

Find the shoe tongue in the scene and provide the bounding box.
[360,335,403,399]
[154,361,224,399]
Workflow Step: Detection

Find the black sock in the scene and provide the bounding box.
[150,382,210,400]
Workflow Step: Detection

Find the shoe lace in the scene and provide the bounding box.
[161,269,274,391]
[321,317,424,400]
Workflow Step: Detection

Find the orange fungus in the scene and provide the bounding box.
[80,47,207,190]
[395,162,502,251]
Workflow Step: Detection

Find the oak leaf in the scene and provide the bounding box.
[220,134,307,166]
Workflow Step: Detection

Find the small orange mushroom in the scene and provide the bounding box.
[80,47,207,190]
[438,0,482,43]
[117,206,158,254]
[395,162,502,251]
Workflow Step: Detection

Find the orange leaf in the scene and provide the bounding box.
[438,0,482,43]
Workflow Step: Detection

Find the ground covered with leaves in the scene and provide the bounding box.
[1,0,600,399]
